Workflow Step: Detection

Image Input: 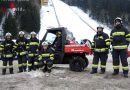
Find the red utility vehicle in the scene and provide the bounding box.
[41,27,92,71]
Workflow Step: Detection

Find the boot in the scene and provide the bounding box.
[32,66,36,71]
[90,68,97,74]
[112,72,119,75]
[2,69,6,75]
[112,69,119,75]
[28,67,32,72]
[124,74,128,78]
[9,68,14,74]
[99,71,105,74]
[123,70,128,78]
[90,70,97,74]
[18,67,23,73]
[99,68,105,74]
[23,66,27,72]
[47,69,52,73]
[36,65,39,70]
[42,67,47,72]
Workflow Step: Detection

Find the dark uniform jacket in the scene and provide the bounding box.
[110,26,130,49]
[1,39,15,58]
[92,32,110,53]
[53,36,62,51]
[15,37,29,56]
[38,46,54,61]
[28,38,39,56]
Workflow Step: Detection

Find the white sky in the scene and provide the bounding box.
[39,0,110,42]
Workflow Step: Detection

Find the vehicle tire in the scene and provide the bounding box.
[84,57,89,68]
[69,56,86,72]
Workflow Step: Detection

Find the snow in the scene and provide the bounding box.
[39,0,111,42]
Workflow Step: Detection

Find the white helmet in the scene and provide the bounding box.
[114,17,123,23]
[5,32,12,37]
[42,41,48,46]
[19,31,25,35]
[30,31,36,35]
[97,25,104,30]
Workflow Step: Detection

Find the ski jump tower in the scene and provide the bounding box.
[41,0,49,6]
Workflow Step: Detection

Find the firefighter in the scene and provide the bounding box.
[52,31,62,64]
[28,31,39,71]
[110,17,130,78]
[38,41,54,73]
[15,31,29,72]
[1,32,15,75]
[53,31,62,51]
[90,26,110,74]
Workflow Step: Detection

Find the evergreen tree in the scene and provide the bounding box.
[62,0,130,28]
[20,1,40,33]
[2,14,17,38]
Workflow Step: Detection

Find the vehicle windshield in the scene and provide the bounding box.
[45,32,56,44]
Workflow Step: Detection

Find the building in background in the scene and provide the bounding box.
[41,0,49,6]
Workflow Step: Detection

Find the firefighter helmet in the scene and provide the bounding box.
[114,17,122,23]
[97,26,104,30]
[30,31,36,35]
[19,31,25,37]
[5,32,12,37]
[42,41,49,46]
[19,31,25,35]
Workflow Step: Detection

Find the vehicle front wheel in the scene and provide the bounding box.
[69,56,86,72]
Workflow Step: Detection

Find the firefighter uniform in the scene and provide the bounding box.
[110,17,130,77]
[1,33,15,75]
[53,31,62,51]
[38,42,54,73]
[91,26,110,74]
[16,31,29,72]
[28,31,39,71]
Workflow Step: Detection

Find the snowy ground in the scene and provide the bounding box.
[0,54,130,90]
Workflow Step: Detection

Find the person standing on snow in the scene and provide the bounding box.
[15,31,29,73]
[28,31,39,71]
[90,26,110,74]
[1,32,15,75]
[110,17,130,78]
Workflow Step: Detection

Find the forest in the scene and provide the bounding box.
[62,0,130,29]
[0,0,41,37]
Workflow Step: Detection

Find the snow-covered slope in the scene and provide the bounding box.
[39,0,110,42]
